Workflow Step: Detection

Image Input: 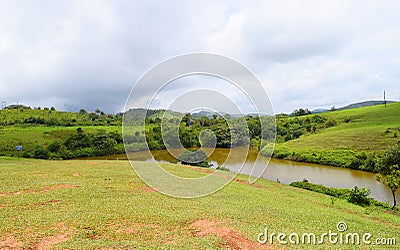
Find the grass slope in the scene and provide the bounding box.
[0,126,122,157]
[272,102,400,167]
[0,158,399,249]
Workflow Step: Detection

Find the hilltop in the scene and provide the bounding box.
[312,100,397,113]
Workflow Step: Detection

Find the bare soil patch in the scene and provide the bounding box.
[0,235,24,249]
[235,179,268,189]
[141,186,158,193]
[189,219,272,249]
[34,222,74,250]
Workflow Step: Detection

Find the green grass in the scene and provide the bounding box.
[0,158,399,249]
[283,102,400,151]
[0,126,122,156]
[269,102,400,167]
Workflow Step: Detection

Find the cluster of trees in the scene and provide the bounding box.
[22,128,124,160]
[291,108,312,116]
[139,114,254,150]
[123,112,337,151]
[276,114,336,142]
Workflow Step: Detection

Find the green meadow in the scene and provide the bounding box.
[0,157,399,249]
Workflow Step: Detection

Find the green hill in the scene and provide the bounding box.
[269,102,400,169]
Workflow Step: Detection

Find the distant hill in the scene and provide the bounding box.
[124,108,183,120]
[337,100,396,111]
[312,100,397,114]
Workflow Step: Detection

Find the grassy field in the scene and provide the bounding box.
[0,126,122,157]
[0,157,399,249]
[270,102,400,167]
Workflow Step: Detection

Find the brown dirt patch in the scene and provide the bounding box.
[35,223,74,250]
[72,173,80,177]
[0,235,24,249]
[35,232,69,250]
[141,186,158,193]
[189,219,272,249]
[0,184,78,197]
[190,167,233,180]
[191,167,214,174]
[0,204,6,208]
[34,173,48,178]
[235,179,268,189]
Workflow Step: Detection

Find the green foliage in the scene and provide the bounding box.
[290,180,381,208]
[290,180,351,198]
[347,186,371,207]
[0,108,122,127]
[179,150,210,167]
[375,145,400,209]
[291,108,311,116]
[262,103,400,170]
[32,145,49,159]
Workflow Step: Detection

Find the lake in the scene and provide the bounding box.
[81,147,400,206]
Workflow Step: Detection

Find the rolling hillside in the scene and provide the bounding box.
[270,102,400,168]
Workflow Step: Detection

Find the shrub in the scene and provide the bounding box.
[347,186,371,206]
[33,145,49,159]
[290,180,350,198]
[47,141,61,153]
[179,150,210,167]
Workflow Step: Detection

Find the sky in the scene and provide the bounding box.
[1,0,400,114]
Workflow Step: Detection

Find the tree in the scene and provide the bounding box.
[291,108,311,117]
[79,109,87,115]
[178,150,210,167]
[376,145,400,209]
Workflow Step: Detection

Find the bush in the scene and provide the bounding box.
[290,180,351,198]
[33,145,49,159]
[179,150,210,167]
[347,186,371,207]
[47,141,61,153]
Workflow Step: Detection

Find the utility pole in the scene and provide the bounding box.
[384,90,386,108]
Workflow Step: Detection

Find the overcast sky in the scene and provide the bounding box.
[1,0,400,114]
